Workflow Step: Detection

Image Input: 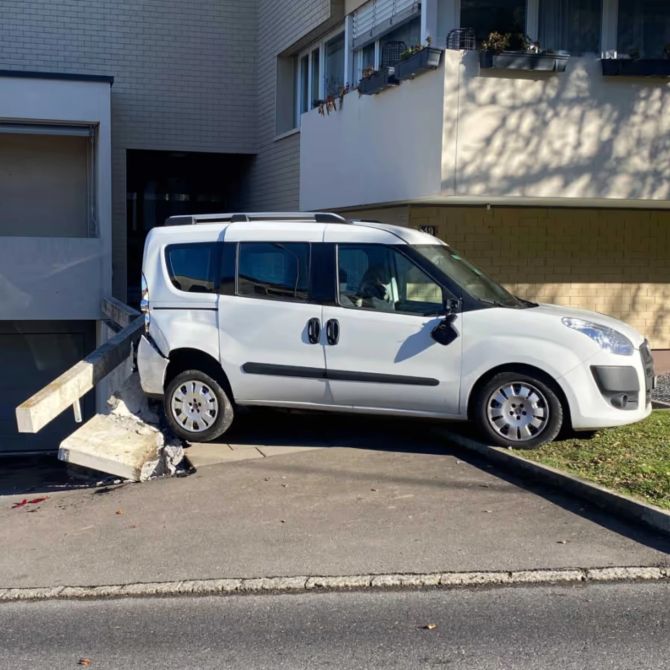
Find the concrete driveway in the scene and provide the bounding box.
[0,410,668,589]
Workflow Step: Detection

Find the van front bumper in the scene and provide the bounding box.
[560,344,653,430]
[137,334,169,397]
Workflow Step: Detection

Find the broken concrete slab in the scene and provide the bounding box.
[59,414,162,482]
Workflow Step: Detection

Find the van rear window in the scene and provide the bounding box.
[165,243,218,294]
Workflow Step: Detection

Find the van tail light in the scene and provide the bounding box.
[140,273,150,333]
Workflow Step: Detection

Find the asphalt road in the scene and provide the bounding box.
[1,582,668,669]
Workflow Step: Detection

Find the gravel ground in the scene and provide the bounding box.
[652,373,670,403]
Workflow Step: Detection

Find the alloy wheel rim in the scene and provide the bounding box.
[486,382,549,442]
[170,380,219,433]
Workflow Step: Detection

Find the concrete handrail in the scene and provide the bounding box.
[15,299,142,434]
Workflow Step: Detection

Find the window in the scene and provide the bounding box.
[238,242,310,302]
[0,126,96,237]
[357,42,376,81]
[618,0,670,58]
[539,0,602,54]
[460,0,527,44]
[325,32,345,97]
[338,244,444,315]
[380,17,421,66]
[165,243,218,294]
[293,29,344,125]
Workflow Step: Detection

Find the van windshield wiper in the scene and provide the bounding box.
[479,298,510,308]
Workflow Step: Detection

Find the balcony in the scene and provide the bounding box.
[299,50,670,211]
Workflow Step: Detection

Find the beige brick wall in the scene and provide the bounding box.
[409,206,670,349]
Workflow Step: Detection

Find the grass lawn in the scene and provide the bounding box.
[513,411,670,510]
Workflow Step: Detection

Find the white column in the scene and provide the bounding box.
[601,0,619,56]
[344,14,355,87]
[421,0,439,44]
[437,0,460,47]
[526,0,539,43]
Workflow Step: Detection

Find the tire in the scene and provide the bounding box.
[164,369,234,442]
[473,371,563,449]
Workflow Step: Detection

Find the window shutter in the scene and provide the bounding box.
[352,0,421,48]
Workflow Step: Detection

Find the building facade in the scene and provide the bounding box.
[0,0,668,452]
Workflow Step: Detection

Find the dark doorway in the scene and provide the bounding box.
[126,150,253,305]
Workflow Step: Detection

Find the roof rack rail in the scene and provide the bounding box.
[165,212,348,226]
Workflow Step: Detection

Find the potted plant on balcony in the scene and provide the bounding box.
[394,37,444,81]
[357,66,399,95]
[600,45,670,77]
[479,31,569,72]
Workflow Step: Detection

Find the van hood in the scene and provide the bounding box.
[532,303,646,348]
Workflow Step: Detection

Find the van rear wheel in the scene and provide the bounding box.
[474,372,563,449]
[164,369,234,442]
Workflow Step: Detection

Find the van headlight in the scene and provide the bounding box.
[561,317,634,356]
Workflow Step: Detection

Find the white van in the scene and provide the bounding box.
[137,212,654,449]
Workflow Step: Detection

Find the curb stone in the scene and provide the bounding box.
[0,567,667,603]
[441,429,670,536]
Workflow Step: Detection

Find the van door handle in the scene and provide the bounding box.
[326,319,339,345]
[307,318,321,344]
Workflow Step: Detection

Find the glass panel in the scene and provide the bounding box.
[618,0,670,58]
[238,242,310,302]
[0,133,92,237]
[413,245,522,307]
[299,54,309,115]
[311,48,320,105]
[539,0,602,54]
[380,17,421,66]
[460,0,527,44]
[165,243,218,293]
[357,42,376,80]
[324,33,345,97]
[338,244,443,315]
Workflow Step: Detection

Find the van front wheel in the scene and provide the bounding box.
[474,372,563,449]
[164,369,234,442]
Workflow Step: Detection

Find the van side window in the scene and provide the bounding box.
[237,242,310,302]
[218,242,236,296]
[165,243,218,294]
[338,244,443,315]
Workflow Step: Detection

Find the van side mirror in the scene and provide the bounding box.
[443,297,460,316]
[431,297,460,346]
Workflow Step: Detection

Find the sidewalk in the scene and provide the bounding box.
[1,411,668,590]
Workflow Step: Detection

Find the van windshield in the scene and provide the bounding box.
[414,244,527,308]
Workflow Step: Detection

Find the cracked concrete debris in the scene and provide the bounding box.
[59,372,185,482]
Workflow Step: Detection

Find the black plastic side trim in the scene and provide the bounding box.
[152,306,218,311]
[242,362,439,386]
[242,363,326,379]
[327,369,439,386]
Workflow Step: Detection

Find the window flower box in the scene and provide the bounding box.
[479,51,570,72]
[600,59,670,78]
[394,47,444,81]
[357,67,399,95]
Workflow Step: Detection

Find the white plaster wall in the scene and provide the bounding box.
[443,50,670,203]
[0,76,112,321]
[300,66,445,211]
[300,50,670,210]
